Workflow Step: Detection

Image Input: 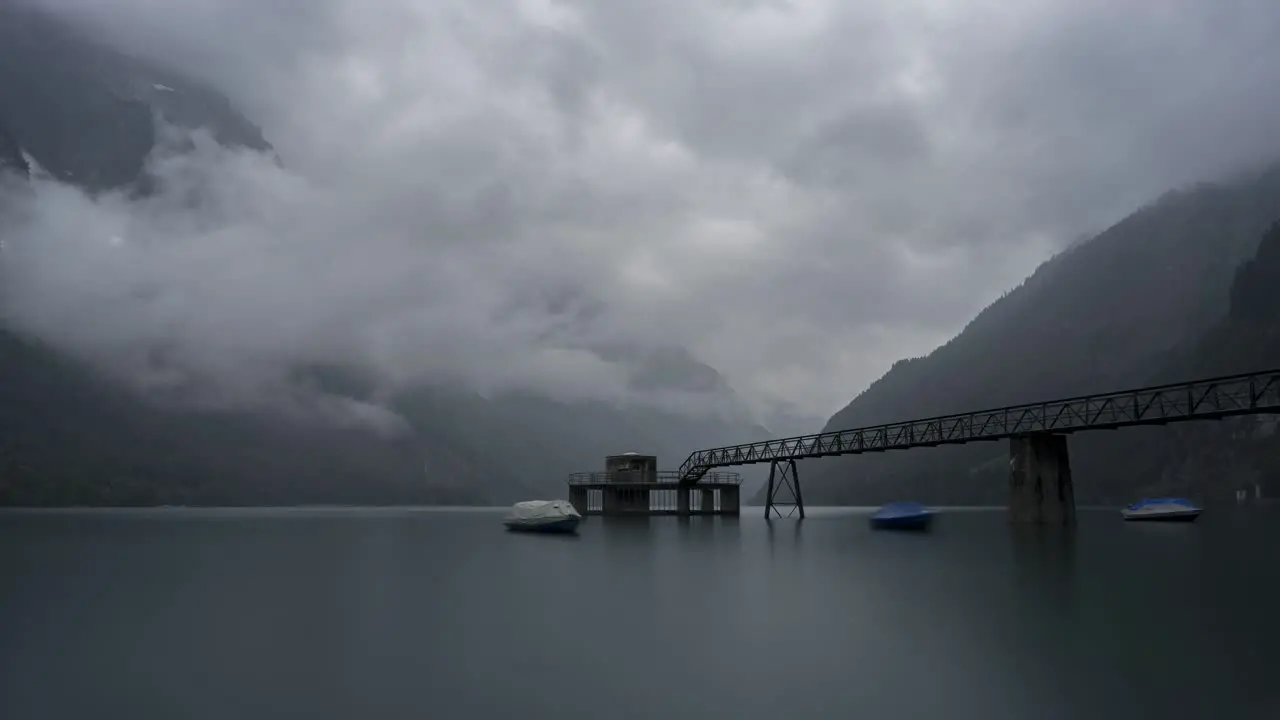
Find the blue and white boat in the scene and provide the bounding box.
[1120,497,1201,522]
[869,501,933,530]
[503,500,582,534]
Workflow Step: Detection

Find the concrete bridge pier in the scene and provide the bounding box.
[569,486,588,516]
[1008,432,1076,526]
[602,487,649,514]
[720,485,740,515]
[700,487,717,514]
[616,487,649,514]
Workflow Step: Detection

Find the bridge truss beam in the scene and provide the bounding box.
[678,368,1280,483]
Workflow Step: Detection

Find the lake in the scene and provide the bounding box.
[2,506,1279,719]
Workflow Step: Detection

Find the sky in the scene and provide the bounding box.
[9,0,1280,425]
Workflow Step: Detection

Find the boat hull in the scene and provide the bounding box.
[869,513,933,530]
[503,516,581,534]
[1120,508,1201,522]
[869,501,933,530]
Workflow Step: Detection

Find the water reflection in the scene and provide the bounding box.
[1010,524,1078,599]
[765,514,804,560]
[1009,523,1080,656]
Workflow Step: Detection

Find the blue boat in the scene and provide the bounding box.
[869,501,933,530]
[1120,497,1201,522]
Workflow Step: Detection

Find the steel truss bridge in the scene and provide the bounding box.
[676,367,1280,519]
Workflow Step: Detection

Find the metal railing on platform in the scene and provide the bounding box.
[567,470,743,485]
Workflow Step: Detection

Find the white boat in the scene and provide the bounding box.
[1120,497,1202,522]
[503,500,582,534]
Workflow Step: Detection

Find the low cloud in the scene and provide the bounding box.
[6,0,1280,423]
[1,128,654,415]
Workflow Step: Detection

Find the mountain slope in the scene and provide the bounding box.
[400,384,771,487]
[0,3,270,192]
[774,167,1280,506]
[1131,220,1280,499]
[0,329,490,506]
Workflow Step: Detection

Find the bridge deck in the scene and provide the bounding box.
[678,367,1280,484]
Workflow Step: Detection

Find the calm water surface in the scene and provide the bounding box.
[3,506,1279,719]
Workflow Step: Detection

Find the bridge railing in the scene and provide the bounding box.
[678,367,1280,481]
[568,470,744,486]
